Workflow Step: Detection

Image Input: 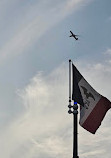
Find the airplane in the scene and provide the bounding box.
[69,31,79,40]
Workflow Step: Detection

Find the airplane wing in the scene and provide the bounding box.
[70,31,73,34]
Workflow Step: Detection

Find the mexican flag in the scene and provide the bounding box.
[72,64,111,134]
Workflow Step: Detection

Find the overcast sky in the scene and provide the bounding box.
[0,0,111,157]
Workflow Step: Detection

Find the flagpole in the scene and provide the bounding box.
[73,102,79,158]
[68,59,79,158]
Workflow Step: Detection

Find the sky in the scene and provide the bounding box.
[0,0,111,157]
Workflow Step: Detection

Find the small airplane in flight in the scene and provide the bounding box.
[69,31,79,40]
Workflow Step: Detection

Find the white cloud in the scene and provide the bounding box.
[61,0,92,15]
[81,149,105,157]
[0,63,71,158]
[103,48,111,55]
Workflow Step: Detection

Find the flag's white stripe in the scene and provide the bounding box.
[78,78,101,125]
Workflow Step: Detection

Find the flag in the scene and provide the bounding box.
[72,64,111,134]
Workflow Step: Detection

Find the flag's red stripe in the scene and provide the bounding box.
[82,96,111,134]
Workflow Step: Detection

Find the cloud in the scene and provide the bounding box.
[0,63,71,158]
[103,48,111,55]
[61,0,93,15]
[0,59,111,158]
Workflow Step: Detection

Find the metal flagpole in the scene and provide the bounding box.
[68,59,79,158]
[73,102,79,158]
